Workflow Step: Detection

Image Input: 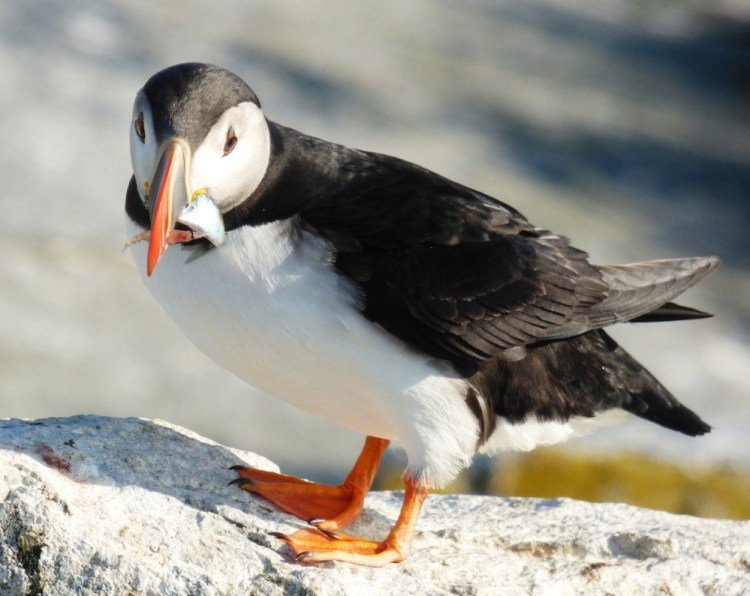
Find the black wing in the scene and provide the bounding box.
[296,148,614,365]
[291,139,717,368]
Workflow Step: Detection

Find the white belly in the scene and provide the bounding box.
[126,219,480,486]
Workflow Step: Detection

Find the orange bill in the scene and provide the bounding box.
[147,141,186,276]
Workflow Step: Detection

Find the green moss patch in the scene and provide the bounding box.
[374,449,750,520]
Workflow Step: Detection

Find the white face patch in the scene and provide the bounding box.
[129,93,271,216]
[189,101,271,212]
[129,90,159,204]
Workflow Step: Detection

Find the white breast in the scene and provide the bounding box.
[126,218,481,487]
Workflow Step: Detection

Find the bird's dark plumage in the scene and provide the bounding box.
[467,329,711,445]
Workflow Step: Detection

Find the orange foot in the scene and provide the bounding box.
[270,477,429,567]
[231,436,389,533]
[230,436,431,566]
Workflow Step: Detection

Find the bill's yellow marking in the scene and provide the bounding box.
[191,188,208,202]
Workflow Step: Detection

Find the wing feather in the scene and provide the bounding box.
[263,127,720,365]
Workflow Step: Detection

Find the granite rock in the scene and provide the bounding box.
[1,416,748,595]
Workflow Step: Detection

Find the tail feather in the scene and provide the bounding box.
[472,329,711,444]
[589,256,719,327]
[535,256,719,342]
[630,301,713,323]
[625,386,711,436]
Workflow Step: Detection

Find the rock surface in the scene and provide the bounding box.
[1,416,749,595]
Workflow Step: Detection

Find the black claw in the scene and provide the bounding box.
[229,464,258,472]
[295,551,313,562]
[307,518,339,539]
[268,531,291,542]
[317,527,341,540]
[228,477,255,489]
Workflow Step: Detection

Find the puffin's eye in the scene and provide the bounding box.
[223,127,238,156]
[134,113,145,142]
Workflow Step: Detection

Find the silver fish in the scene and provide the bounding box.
[177,193,225,246]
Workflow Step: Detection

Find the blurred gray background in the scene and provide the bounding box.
[2,0,749,483]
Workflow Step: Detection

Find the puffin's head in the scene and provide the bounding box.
[129,63,270,276]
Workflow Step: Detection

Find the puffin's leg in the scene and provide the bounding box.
[231,436,389,528]
[276,475,430,567]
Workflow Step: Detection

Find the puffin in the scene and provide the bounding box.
[125,63,718,567]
